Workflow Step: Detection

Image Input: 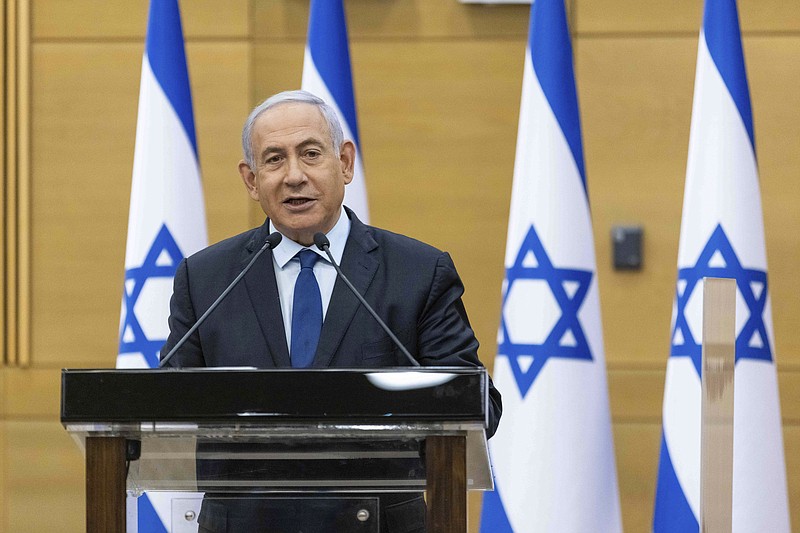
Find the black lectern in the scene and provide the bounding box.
[61,367,492,533]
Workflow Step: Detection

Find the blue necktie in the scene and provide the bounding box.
[290,250,322,367]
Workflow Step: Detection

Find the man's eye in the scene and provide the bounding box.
[265,155,283,164]
[304,150,321,159]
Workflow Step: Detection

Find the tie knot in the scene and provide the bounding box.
[297,249,319,270]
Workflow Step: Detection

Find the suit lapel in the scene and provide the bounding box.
[315,210,379,367]
[242,221,291,367]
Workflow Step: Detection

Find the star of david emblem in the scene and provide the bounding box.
[670,224,771,376]
[498,225,593,398]
[119,224,184,368]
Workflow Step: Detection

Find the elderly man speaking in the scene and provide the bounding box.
[161,90,502,533]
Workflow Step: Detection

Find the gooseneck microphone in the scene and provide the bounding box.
[159,231,283,368]
[313,232,420,367]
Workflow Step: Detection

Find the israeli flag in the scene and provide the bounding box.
[479,1,621,531]
[301,0,369,221]
[653,1,791,531]
[116,0,207,530]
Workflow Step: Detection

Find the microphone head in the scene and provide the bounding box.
[265,232,282,248]
[313,232,330,251]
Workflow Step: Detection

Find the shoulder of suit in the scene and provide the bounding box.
[363,224,446,261]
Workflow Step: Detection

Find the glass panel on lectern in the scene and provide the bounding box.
[124,432,430,493]
[64,423,492,493]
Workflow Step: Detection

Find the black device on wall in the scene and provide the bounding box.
[612,225,643,271]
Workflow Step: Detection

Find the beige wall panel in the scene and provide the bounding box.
[186,43,253,245]
[468,492,482,533]
[251,43,304,105]
[608,369,664,422]
[785,425,800,531]
[4,368,61,418]
[5,421,84,532]
[607,369,799,423]
[33,0,248,40]
[738,1,800,32]
[576,0,701,34]
[251,0,529,42]
[746,37,800,364]
[614,423,661,533]
[577,37,696,365]
[0,422,6,531]
[0,381,4,531]
[32,42,251,367]
[353,40,523,369]
[31,43,139,368]
[779,371,800,423]
[576,0,800,34]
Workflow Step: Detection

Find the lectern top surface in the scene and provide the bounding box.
[61,367,489,428]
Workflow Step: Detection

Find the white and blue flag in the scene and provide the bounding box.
[116,0,207,530]
[301,0,369,221]
[479,1,621,531]
[653,1,790,531]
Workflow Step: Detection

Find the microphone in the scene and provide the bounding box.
[313,232,420,367]
[159,231,283,368]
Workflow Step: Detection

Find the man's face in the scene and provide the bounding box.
[239,102,355,246]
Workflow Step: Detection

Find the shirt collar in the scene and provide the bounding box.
[270,207,351,269]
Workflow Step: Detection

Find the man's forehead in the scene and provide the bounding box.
[254,102,328,135]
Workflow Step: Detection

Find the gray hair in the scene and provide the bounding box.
[241,90,345,168]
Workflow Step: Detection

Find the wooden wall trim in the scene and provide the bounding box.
[2,0,30,367]
[1,0,7,366]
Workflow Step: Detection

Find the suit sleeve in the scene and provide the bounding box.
[416,252,502,438]
[160,258,206,368]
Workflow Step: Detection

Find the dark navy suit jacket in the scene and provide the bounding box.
[161,208,502,532]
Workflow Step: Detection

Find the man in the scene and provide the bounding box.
[162,90,502,533]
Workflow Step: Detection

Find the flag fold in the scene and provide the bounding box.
[480,1,621,531]
[653,1,790,531]
[117,0,207,530]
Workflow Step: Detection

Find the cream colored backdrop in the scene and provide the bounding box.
[1,1,798,531]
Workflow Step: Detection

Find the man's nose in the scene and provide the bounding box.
[284,157,307,186]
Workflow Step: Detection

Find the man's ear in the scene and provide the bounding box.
[238,160,260,201]
[339,141,356,184]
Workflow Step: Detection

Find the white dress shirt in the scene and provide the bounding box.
[269,208,351,353]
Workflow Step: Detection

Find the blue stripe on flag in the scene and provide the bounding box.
[145,0,198,155]
[137,493,168,533]
[479,485,514,532]
[703,0,754,149]
[306,0,361,146]
[529,0,586,190]
[653,433,698,532]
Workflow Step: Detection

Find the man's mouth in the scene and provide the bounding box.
[284,197,315,207]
